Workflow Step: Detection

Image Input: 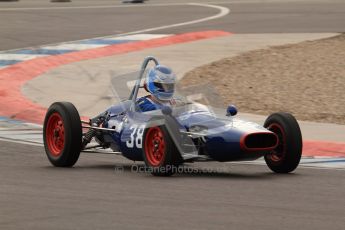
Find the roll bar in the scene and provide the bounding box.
[129,56,160,103]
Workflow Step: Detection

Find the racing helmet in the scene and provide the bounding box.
[145,65,176,101]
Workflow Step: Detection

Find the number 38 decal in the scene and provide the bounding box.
[126,125,145,148]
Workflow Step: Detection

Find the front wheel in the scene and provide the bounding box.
[43,102,82,167]
[264,112,302,173]
[142,126,181,176]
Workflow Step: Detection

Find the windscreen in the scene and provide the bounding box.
[110,70,228,113]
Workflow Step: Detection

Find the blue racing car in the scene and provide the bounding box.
[43,57,302,176]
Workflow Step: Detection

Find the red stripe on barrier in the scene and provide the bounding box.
[303,140,345,158]
[0,31,231,124]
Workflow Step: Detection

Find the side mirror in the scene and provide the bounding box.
[226,105,237,116]
[161,106,172,116]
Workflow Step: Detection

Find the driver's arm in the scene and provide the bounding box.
[137,97,157,112]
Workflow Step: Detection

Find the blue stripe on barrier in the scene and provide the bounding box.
[0,116,9,121]
[303,159,345,164]
[0,60,22,66]
[78,39,134,45]
[0,116,25,124]
[15,49,76,55]
[7,119,23,124]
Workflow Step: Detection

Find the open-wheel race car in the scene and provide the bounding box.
[43,56,303,176]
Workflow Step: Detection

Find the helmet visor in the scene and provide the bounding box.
[154,82,175,92]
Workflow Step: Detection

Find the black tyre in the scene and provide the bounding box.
[43,102,82,167]
[142,126,181,176]
[264,112,302,173]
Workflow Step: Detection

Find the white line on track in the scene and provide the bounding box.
[0,3,230,53]
[0,137,43,147]
[0,0,308,11]
[228,161,345,171]
[115,3,230,36]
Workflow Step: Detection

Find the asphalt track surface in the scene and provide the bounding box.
[1,140,344,230]
[0,0,345,229]
[0,0,344,50]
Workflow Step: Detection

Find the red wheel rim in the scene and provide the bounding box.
[267,123,286,162]
[144,127,166,166]
[46,112,65,157]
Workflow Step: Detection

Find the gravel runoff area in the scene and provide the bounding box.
[179,34,345,125]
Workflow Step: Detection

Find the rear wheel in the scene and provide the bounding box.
[264,112,302,173]
[143,126,181,176]
[43,102,82,167]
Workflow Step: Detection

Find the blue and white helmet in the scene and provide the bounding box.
[145,65,176,101]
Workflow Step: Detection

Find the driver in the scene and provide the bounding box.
[137,65,177,112]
